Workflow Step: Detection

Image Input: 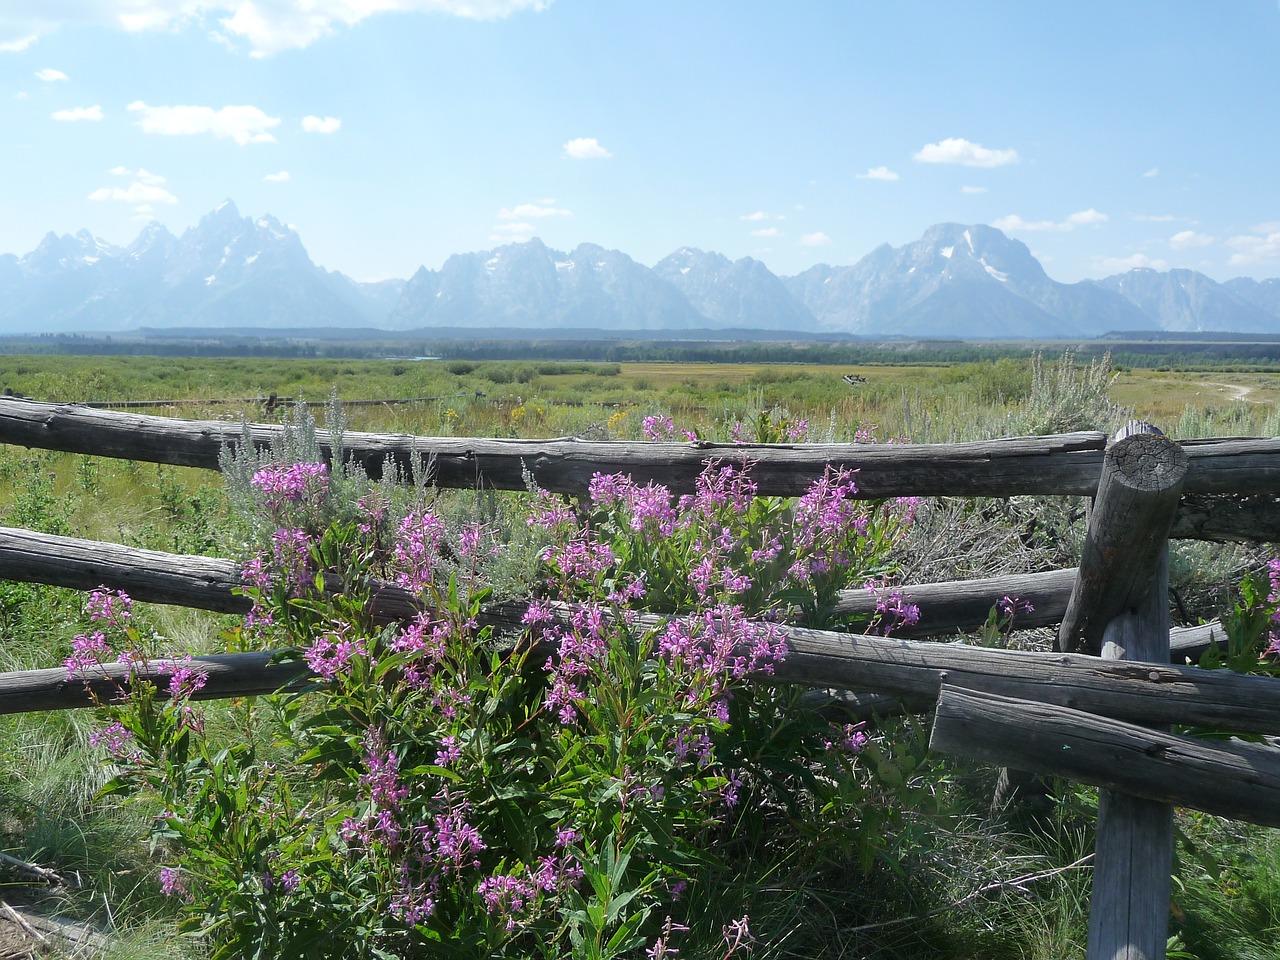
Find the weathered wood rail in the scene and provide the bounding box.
[9,570,1280,737]
[0,526,1221,661]
[3,398,1280,541]
[932,687,1280,828]
[2,400,1279,960]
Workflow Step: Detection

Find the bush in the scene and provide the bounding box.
[76,432,925,958]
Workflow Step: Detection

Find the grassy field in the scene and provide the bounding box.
[3,351,1278,440]
[0,350,1276,958]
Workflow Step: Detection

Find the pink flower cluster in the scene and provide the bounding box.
[304,625,368,682]
[866,581,921,635]
[642,414,676,441]
[789,468,865,584]
[1267,558,1280,657]
[86,587,133,628]
[250,461,329,513]
[657,605,788,723]
[392,511,448,592]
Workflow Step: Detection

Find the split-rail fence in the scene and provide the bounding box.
[2,396,1280,960]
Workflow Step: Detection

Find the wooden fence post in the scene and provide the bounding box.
[1069,423,1187,960]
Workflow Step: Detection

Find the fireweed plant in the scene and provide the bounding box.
[80,412,928,959]
[1195,559,1280,677]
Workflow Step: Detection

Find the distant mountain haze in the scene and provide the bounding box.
[2,204,1277,337]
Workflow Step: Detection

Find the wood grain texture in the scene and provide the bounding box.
[930,686,1280,828]
[1058,432,1188,655]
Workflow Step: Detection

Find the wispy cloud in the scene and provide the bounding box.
[109,166,167,186]
[35,67,67,81]
[798,231,831,247]
[1133,213,1186,223]
[856,166,899,181]
[52,105,103,121]
[2,2,552,58]
[1093,253,1169,273]
[491,200,569,242]
[127,100,280,144]
[740,211,770,221]
[264,170,292,182]
[1226,225,1280,267]
[301,114,340,134]
[1,35,37,52]
[1066,208,1107,227]
[750,227,781,238]
[961,185,988,194]
[1142,167,1159,178]
[497,201,571,219]
[562,136,612,159]
[90,166,176,225]
[914,137,1019,168]
[1169,230,1214,250]
[489,221,537,242]
[994,209,1108,233]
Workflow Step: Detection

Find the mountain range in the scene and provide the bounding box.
[3,202,1279,338]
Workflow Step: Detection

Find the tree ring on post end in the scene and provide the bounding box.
[1106,432,1188,494]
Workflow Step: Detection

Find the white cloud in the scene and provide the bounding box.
[1142,167,1159,178]
[856,165,899,181]
[35,67,67,81]
[301,114,340,133]
[490,221,536,242]
[1134,213,1184,223]
[1169,230,1214,250]
[1226,228,1280,267]
[0,35,37,52]
[994,209,1108,233]
[1,2,551,57]
[264,170,291,182]
[1066,208,1108,227]
[562,136,612,159]
[992,214,1059,232]
[52,105,103,121]
[740,211,769,221]
[497,201,571,219]
[111,166,166,185]
[127,100,280,144]
[1093,253,1169,273]
[913,137,1019,168]
[750,227,781,238]
[961,185,988,194]
[89,181,178,205]
[110,166,167,185]
[798,231,831,247]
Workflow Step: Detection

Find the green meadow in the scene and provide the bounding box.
[0,349,1276,959]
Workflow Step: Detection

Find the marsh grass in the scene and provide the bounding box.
[0,350,1276,957]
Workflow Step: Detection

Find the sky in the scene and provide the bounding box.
[2,1,1279,285]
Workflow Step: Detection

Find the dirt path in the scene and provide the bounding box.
[1197,380,1261,403]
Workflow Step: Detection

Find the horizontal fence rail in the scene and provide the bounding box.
[3,528,1276,740]
[0,397,1110,496]
[932,687,1280,828]
[0,525,1219,660]
[3,400,1280,541]
[12,598,1280,742]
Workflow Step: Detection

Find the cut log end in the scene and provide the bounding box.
[1108,432,1189,493]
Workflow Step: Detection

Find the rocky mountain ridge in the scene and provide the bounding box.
[2,205,1277,337]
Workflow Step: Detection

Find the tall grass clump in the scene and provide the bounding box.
[1006,349,1127,437]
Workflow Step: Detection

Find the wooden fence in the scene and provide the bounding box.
[1,397,1278,960]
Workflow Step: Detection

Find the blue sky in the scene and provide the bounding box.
[2,1,1279,284]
